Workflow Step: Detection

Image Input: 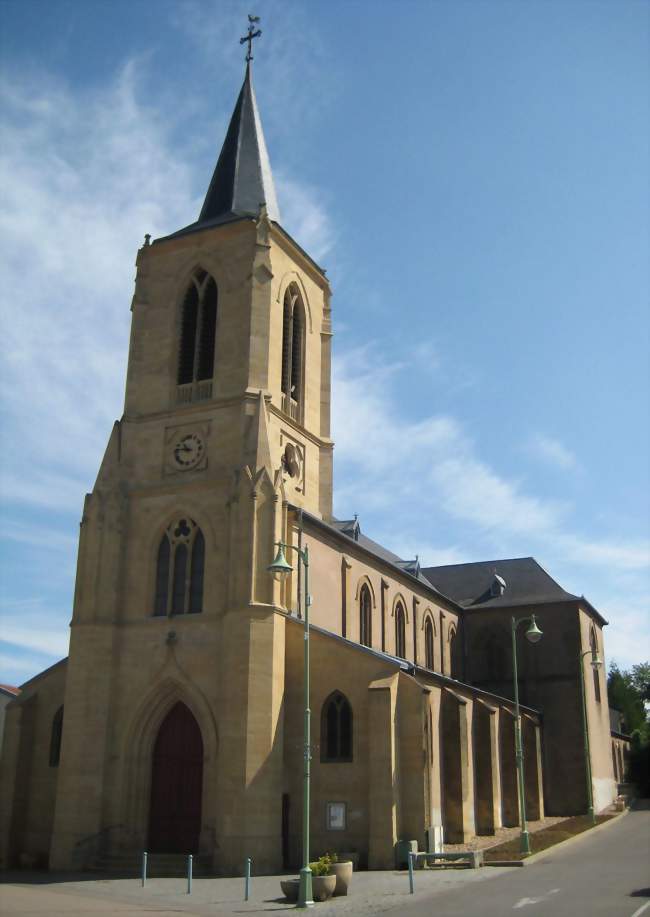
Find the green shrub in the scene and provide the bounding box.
[309,852,338,876]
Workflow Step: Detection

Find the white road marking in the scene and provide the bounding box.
[630,902,650,917]
[513,888,561,909]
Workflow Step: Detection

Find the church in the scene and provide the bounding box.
[0,41,617,876]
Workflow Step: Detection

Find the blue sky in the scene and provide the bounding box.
[0,0,648,686]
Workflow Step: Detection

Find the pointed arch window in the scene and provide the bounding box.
[49,705,64,767]
[395,602,406,659]
[425,617,435,670]
[321,691,353,762]
[281,284,305,421]
[177,269,218,403]
[590,627,601,703]
[359,584,372,648]
[153,518,205,616]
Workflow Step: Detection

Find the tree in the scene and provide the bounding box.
[608,661,649,794]
[607,662,649,738]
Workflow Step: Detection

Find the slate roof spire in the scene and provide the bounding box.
[199,60,281,226]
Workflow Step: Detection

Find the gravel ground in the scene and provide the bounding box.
[443,813,570,854]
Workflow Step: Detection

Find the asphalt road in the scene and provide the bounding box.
[387,806,650,917]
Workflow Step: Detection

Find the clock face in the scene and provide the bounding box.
[173,432,204,469]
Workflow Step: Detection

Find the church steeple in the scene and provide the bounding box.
[198,61,280,226]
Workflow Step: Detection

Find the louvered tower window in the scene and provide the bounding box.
[177,269,218,403]
[153,518,205,616]
[281,284,305,421]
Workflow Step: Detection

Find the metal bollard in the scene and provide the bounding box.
[408,852,415,894]
[142,851,148,887]
[187,854,193,894]
[244,857,252,901]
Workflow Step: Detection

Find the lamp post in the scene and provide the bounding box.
[510,613,543,855]
[268,541,313,909]
[578,647,602,825]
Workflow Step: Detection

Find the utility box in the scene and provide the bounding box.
[425,825,444,853]
[395,839,418,869]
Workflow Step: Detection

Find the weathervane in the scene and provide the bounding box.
[240,14,262,62]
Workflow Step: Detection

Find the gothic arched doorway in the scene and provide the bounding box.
[148,701,203,853]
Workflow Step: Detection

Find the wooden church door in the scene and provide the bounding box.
[148,702,203,853]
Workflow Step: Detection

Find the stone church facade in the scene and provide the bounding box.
[0,59,616,875]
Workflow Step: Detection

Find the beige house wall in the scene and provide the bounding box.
[577,608,616,812]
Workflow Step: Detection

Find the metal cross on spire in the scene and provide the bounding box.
[240,14,262,62]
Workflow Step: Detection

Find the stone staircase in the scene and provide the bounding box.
[92,852,213,877]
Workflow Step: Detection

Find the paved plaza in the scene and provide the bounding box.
[0,863,509,916]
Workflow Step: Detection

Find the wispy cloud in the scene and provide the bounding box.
[332,346,650,586]
[529,433,579,471]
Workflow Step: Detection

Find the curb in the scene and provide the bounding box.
[485,806,630,868]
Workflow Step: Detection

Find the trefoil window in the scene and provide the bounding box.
[154,518,205,616]
[395,602,406,659]
[359,584,372,648]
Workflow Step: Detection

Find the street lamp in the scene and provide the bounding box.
[268,540,314,909]
[578,646,602,825]
[511,614,543,855]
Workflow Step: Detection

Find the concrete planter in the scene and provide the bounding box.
[280,875,336,903]
[329,860,353,896]
[312,874,336,901]
[280,878,299,902]
[338,851,360,870]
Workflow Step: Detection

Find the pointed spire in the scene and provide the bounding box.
[199,63,281,226]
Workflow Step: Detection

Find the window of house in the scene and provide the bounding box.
[425,617,435,670]
[154,518,205,616]
[281,284,305,421]
[359,584,372,648]
[590,627,601,703]
[321,691,353,762]
[49,706,64,767]
[177,269,218,402]
[395,602,406,659]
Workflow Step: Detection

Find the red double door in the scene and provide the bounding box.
[148,702,203,853]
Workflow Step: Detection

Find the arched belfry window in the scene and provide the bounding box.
[359,584,372,647]
[49,705,64,767]
[281,284,305,421]
[395,602,406,659]
[177,269,218,403]
[154,518,205,616]
[425,617,435,670]
[321,691,353,762]
[590,627,601,703]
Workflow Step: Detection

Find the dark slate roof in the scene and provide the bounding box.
[422,557,582,610]
[331,519,404,566]
[160,63,280,241]
[200,62,280,223]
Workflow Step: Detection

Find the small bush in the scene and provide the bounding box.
[309,852,338,875]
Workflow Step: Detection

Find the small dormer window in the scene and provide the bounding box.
[490,574,507,598]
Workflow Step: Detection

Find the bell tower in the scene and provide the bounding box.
[122,58,333,520]
[49,35,333,874]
